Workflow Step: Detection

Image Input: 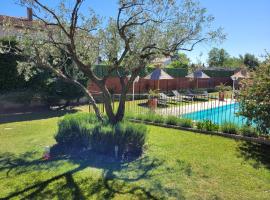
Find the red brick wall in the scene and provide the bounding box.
[88,77,232,94]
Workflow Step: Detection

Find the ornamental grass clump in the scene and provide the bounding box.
[165,116,179,126]
[152,114,165,124]
[196,120,219,132]
[240,124,259,138]
[178,118,193,128]
[55,113,147,158]
[221,122,239,134]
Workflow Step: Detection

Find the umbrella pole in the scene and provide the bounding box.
[158,80,160,91]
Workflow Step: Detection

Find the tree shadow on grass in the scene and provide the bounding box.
[237,141,270,170]
[0,109,77,124]
[0,148,185,200]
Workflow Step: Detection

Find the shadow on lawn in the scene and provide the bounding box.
[0,149,185,200]
[237,141,270,169]
[0,109,77,124]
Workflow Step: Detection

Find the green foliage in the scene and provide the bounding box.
[1,114,270,199]
[149,89,159,99]
[55,113,98,148]
[165,116,179,125]
[141,112,164,123]
[0,37,26,92]
[167,53,190,69]
[215,83,232,92]
[221,122,239,134]
[208,48,230,67]
[243,53,259,70]
[207,48,250,68]
[55,113,147,157]
[240,125,259,138]
[203,69,234,78]
[178,118,193,128]
[224,56,245,68]
[130,113,193,128]
[152,114,165,124]
[238,58,270,134]
[196,120,219,131]
[45,79,85,106]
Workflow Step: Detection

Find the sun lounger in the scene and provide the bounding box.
[157,93,168,105]
[186,89,209,99]
[186,89,197,97]
[159,92,182,103]
[172,90,193,101]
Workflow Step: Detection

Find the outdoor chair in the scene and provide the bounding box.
[172,90,194,101]
[159,92,182,103]
[200,91,209,98]
[186,89,197,98]
[157,93,168,106]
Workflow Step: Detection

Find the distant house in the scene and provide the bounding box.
[0,8,36,37]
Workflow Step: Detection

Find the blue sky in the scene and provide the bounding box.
[1,0,269,64]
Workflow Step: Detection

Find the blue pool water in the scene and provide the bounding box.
[183,103,247,125]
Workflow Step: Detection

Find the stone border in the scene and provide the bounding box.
[129,119,270,145]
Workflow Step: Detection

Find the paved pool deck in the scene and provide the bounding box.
[156,99,236,116]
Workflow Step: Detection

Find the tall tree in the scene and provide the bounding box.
[243,53,259,70]
[207,47,230,67]
[1,0,224,123]
[167,52,190,68]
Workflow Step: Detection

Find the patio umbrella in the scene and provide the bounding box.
[143,68,173,90]
[185,70,210,88]
[230,69,250,98]
[230,69,250,80]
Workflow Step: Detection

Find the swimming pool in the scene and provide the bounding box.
[183,103,247,125]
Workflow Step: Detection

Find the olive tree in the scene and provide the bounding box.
[1,0,224,123]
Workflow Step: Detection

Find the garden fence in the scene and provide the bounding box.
[89,92,248,127]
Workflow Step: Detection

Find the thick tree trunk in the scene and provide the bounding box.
[115,91,127,122]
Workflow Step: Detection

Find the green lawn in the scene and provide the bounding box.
[0,111,270,199]
[77,92,220,115]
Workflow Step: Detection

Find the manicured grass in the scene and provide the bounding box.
[0,112,270,199]
[77,95,213,115]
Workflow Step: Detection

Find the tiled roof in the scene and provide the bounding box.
[0,15,38,28]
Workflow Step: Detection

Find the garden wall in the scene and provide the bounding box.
[88,77,232,94]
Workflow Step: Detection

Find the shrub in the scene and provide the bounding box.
[142,113,153,122]
[178,118,193,128]
[240,125,259,137]
[139,112,164,123]
[55,113,147,157]
[221,122,239,134]
[238,57,270,133]
[196,120,219,132]
[165,116,179,125]
[152,114,165,124]
[115,122,147,156]
[55,113,98,148]
[196,121,204,130]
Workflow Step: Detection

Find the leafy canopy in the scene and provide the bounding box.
[1,0,224,123]
[238,55,270,133]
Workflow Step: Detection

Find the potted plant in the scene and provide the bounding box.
[148,89,159,110]
[215,83,231,101]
